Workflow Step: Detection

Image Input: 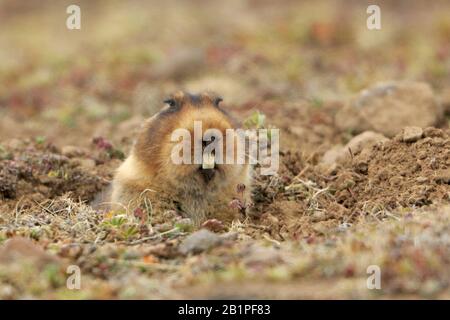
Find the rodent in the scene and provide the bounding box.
[110,91,252,225]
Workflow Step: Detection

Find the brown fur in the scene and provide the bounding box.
[111,91,252,225]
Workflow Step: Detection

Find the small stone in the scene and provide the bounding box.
[61,145,86,158]
[321,131,387,166]
[310,211,328,222]
[155,223,173,232]
[220,232,238,242]
[59,244,83,259]
[390,175,403,187]
[162,210,179,220]
[242,245,282,267]
[434,169,450,184]
[179,229,223,255]
[417,151,428,160]
[430,157,439,170]
[431,137,444,147]
[263,213,279,226]
[402,127,423,143]
[201,219,225,232]
[423,127,444,138]
[416,176,428,183]
[312,221,331,235]
[71,158,96,170]
[354,160,369,174]
[346,131,388,155]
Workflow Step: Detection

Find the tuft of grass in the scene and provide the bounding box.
[174,220,194,233]
[35,136,46,145]
[243,111,266,129]
[311,97,323,108]
[43,264,65,288]
[0,145,13,160]
[103,215,128,228]
[121,224,139,240]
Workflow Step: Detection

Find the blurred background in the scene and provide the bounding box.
[0,0,449,152]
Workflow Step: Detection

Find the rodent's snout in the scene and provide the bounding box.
[198,167,217,183]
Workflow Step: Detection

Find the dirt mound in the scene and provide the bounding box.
[253,127,450,240]
[0,139,119,210]
[331,127,450,212]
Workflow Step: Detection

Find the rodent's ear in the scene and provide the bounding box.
[213,97,223,107]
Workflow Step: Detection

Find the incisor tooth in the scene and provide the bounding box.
[202,153,215,169]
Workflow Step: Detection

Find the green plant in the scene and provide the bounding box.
[103,215,127,228]
[35,136,46,144]
[121,224,139,240]
[243,111,266,129]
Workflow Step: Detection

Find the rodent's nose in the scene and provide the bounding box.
[199,167,216,183]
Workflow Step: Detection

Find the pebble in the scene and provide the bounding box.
[434,169,450,184]
[402,127,423,143]
[321,131,387,166]
[61,145,86,158]
[179,230,237,255]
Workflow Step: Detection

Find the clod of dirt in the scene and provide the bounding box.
[321,131,388,167]
[402,126,424,142]
[346,131,389,154]
[0,165,18,199]
[61,145,87,158]
[242,244,284,268]
[201,219,225,232]
[434,169,450,184]
[179,230,237,255]
[70,158,97,170]
[336,81,443,137]
[0,237,60,269]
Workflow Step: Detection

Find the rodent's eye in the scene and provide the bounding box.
[213,97,223,107]
[163,98,176,108]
